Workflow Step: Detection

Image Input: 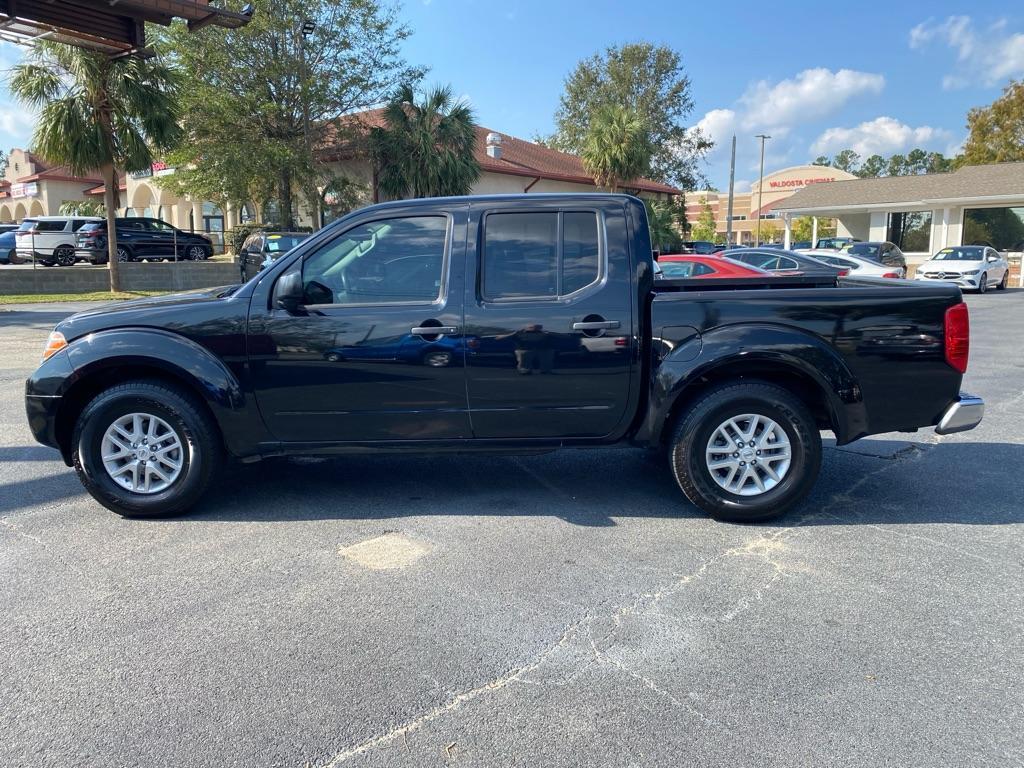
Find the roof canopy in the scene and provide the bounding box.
[776,161,1024,214]
[0,0,250,56]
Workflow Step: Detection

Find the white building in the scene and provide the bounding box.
[775,162,1024,267]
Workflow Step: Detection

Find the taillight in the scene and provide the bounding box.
[944,302,970,373]
[837,269,850,277]
[881,271,900,278]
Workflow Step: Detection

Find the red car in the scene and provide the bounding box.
[656,254,773,279]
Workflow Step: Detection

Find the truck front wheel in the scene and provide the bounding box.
[669,381,821,523]
[72,380,222,517]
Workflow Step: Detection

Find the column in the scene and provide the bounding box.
[811,217,818,247]
[941,207,950,249]
[190,202,203,233]
[783,215,791,250]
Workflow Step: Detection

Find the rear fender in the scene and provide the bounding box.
[643,323,867,446]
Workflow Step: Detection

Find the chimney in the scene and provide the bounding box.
[485,132,503,160]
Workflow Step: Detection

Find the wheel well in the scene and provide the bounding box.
[659,362,836,448]
[55,364,221,461]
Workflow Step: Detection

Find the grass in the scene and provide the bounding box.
[0,290,171,305]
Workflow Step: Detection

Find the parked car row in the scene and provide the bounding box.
[8,216,212,266]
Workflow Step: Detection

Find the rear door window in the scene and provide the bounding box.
[482,211,602,300]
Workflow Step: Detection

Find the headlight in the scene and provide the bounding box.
[962,269,980,275]
[41,330,67,362]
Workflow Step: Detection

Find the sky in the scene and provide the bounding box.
[2,1,1022,192]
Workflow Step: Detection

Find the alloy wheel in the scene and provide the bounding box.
[100,412,184,494]
[704,413,792,496]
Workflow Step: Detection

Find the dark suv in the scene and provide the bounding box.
[75,218,212,263]
[239,231,311,280]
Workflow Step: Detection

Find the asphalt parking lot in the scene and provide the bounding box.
[1,292,1021,767]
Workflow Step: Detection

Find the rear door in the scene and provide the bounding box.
[462,201,634,439]
[248,205,470,442]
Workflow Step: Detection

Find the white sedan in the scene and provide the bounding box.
[914,245,1009,293]
[795,249,905,278]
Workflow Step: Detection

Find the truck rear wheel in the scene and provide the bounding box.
[72,380,221,517]
[669,381,821,523]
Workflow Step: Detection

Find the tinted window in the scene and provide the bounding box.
[21,220,68,233]
[148,220,175,232]
[483,211,601,300]
[776,257,799,269]
[72,219,90,231]
[847,243,880,258]
[562,212,600,293]
[120,219,147,231]
[78,222,104,232]
[301,216,448,306]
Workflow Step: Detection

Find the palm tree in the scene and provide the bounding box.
[582,104,654,193]
[371,84,480,200]
[10,42,180,291]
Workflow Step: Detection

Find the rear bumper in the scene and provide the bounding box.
[74,247,106,263]
[935,393,984,435]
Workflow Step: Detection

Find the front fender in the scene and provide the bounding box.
[643,323,867,446]
[57,328,260,456]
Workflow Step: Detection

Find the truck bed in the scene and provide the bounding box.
[654,274,839,291]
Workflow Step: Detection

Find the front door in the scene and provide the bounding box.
[247,207,470,443]
[462,203,635,439]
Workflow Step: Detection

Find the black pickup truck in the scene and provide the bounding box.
[26,194,983,522]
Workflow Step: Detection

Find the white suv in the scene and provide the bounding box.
[14,216,103,267]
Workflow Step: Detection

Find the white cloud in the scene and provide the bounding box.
[909,15,1024,88]
[811,116,951,157]
[690,68,884,160]
[740,68,885,131]
[692,108,736,147]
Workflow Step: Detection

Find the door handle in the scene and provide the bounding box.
[411,326,459,336]
[572,320,620,331]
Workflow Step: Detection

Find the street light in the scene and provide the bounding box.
[755,134,770,246]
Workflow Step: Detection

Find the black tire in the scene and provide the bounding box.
[116,245,133,262]
[54,246,76,267]
[998,271,1008,290]
[978,273,988,294]
[669,380,822,523]
[72,380,222,518]
[7,248,17,264]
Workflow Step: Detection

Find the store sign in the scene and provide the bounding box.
[768,176,838,189]
[129,161,172,180]
[10,182,38,198]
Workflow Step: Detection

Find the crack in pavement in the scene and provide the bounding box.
[315,435,991,766]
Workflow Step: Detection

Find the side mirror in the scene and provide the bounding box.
[987,255,998,263]
[275,269,304,313]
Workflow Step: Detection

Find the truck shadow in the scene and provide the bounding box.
[190,439,1024,528]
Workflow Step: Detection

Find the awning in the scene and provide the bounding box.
[0,0,251,56]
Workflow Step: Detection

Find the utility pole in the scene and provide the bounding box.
[297,19,320,230]
[755,134,771,245]
[726,135,736,247]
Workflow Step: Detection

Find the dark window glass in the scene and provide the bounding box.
[484,212,558,299]
[78,222,104,232]
[886,211,932,251]
[777,257,799,269]
[302,216,448,306]
[25,220,69,233]
[963,207,1024,251]
[72,219,89,231]
[483,211,602,300]
[561,212,600,293]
